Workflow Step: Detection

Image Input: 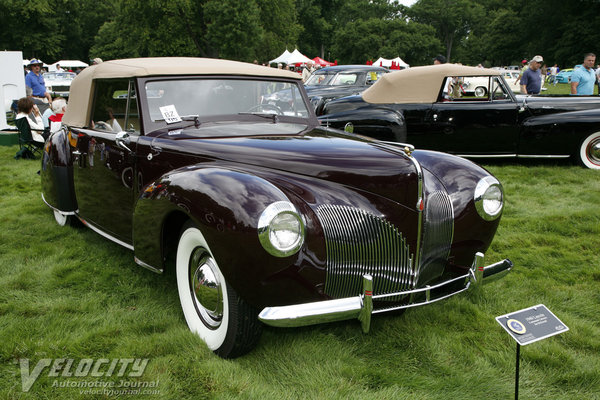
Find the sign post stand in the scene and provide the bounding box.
[515,343,520,400]
[496,304,569,400]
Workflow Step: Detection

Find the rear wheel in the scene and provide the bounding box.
[578,132,600,169]
[474,86,487,97]
[176,222,262,358]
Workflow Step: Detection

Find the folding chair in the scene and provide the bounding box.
[14,117,44,159]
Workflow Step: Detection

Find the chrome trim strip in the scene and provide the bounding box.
[79,217,134,251]
[134,257,163,274]
[259,255,513,331]
[456,154,517,158]
[455,154,570,159]
[405,151,424,278]
[517,154,571,159]
[41,193,77,215]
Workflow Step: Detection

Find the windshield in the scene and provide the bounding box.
[305,72,335,86]
[43,72,76,81]
[145,78,310,122]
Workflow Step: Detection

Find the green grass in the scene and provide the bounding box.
[0,145,599,399]
[540,81,599,95]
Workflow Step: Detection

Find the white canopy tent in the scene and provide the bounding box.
[269,49,312,65]
[50,60,89,71]
[374,56,410,69]
[286,49,312,65]
[269,50,292,65]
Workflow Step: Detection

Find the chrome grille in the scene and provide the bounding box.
[417,191,454,284]
[316,205,415,299]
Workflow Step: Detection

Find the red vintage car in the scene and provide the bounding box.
[41,58,512,358]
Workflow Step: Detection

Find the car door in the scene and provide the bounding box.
[71,78,139,244]
[426,76,520,155]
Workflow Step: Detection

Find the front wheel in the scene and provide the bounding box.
[578,132,600,169]
[176,223,262,358]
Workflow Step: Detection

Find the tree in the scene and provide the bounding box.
[255,0,302,63]
[331,18,440,65]
[409,0,484,63]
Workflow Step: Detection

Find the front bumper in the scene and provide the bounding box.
[259,252,512,333]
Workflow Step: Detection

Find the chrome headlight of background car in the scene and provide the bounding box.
[258,201,305,257]
[474,176,503,221]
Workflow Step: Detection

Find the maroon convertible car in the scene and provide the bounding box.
[41,58,512,358]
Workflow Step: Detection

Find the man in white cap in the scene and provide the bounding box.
[520,55,544,95]
[25,59,52,105]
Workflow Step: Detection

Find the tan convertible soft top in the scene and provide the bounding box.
[63,57,301,128]
[362,64,501,104]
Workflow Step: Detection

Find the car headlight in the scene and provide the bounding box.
[258,201,305,257]
[474,176,503,221]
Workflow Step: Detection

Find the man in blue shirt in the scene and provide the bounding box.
[25,59,52,105]
[570,53,597,95]
[520,55,543,95]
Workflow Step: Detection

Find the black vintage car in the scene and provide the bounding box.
[41,58,511,358]
[264,65,389,114]
[319,64,600,169]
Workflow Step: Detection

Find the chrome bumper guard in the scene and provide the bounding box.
[259,252,512,333]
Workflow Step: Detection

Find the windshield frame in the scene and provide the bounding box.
[138,75,318,134]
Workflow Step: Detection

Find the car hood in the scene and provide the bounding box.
[145,123,420,209]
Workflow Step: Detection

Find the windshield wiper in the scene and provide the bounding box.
[155,115,201,128]
[238,112,279,123]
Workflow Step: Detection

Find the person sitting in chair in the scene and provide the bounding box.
[15,97,47,143]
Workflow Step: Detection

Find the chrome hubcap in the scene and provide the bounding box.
[588,139,600,164]
[189,248,223,329]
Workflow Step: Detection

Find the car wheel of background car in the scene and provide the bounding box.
[474,86,487,97]
[578,131,600,169]
[176,222,262,358]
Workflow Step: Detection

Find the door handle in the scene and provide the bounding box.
[116,131,132,152]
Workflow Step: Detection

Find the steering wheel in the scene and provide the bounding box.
[246,103,283,115]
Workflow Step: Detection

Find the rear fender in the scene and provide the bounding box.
[520,109,600,156]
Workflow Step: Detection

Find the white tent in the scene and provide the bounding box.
[374,57,409,69]
[269,49,312,65]
[269,50,292,65]
[50,60,89,71]
[286,49,312,65]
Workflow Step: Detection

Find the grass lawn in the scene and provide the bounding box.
[0,144,599,399]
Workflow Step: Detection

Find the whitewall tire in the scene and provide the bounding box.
[578,132,600,169]
[176,222,261,358]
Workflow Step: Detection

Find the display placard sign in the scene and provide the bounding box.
[496,304,568,345]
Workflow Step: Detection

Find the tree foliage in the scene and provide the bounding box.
[1,0,600,68]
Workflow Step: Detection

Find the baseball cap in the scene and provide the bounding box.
[531,55,543,63]
[28,59,43,66]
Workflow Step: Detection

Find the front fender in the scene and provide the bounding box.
[41,127,77,212]
[133,166,313,306]
[319,107,407,142]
